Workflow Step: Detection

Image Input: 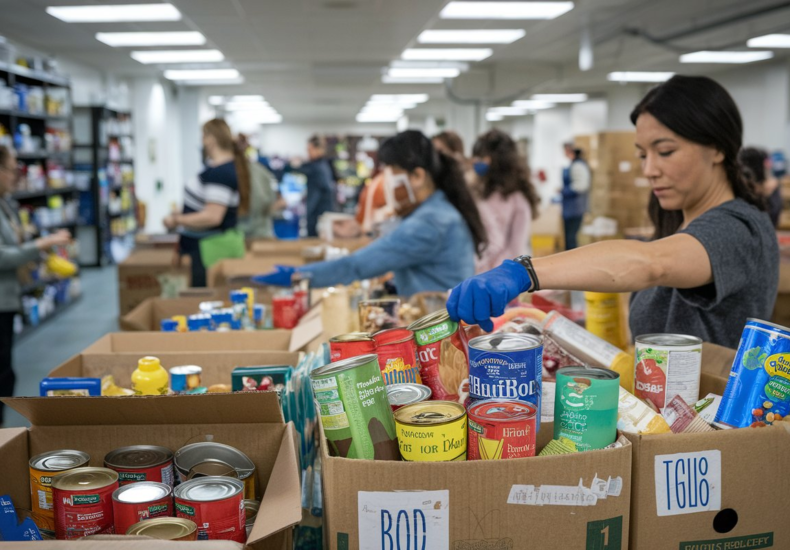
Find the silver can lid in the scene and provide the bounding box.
[105,445,173,469]
[30,450,90,472]
[169,365,203,376]
[310,353,378,379]
[469,332,542,352]
[635,333,702,347]
[174,442,254,477]
[387,383,432,406]
[114,481,171,503]
[174,476,243,502]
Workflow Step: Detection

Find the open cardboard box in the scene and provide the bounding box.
[208,257,306,289]
[31,542,242,549]
[247,237,370,258]
[0,392,301,549]
[118,249,191,316]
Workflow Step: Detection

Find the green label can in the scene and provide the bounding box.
[311,354,400,460]
[554,366,619,451]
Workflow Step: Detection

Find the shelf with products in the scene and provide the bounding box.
[11,185,77,201]
[16,292,82,342]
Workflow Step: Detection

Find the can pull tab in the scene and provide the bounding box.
[180,433,215,447]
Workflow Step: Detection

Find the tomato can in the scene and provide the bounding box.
[329,332,375,362]
[634,333,702,412]
[272,293,300,329]
[243,499,260,539]
[51,467,119,540]
[372,328,423,385]
[394,401,467,461]
[29,450,90,537]
[112,481,173,535]
[174,476,245,542]
[126,517,198,540]
[174,442,256,499]
[408,309,469,403]
[468,399,537,460]
[104,445,174,487]
[555,366,620,451]
[387,383,432,411]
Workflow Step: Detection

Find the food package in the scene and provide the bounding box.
[538,437,578,456]
[663,394,715,434]
[693,393,723,425]
[617,387,671,435]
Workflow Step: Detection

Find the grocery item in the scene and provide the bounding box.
[104,445,174,487]
[211,311,234,331]
[408,309,469,403]
[273,293,300,329]
[51,467,119,540]
[174,443,256,499]
[394,401,467,461]
[131,356,169,396]
[199,301,225,313]
[112,481,173,535]
[554,366,619,451]
[243,499,259,539]
[584,292,626,349]
[186,460,238,480]
[169,366,202,393]
[230,290,252,330]
[359,298,401,333]
[694,393,723,425]
[716,319,790,428]
[467,399,537,460]
[0,495,42,541]
[291,274,310,318]
[160,319,179,332]
[386,383,432,411]
[174,477,246,542]
[39,377,101,397]
[634,333,702,412]
[253,304,266,329]
[29,450,90,537]
[231,365,292,393]
[329,332,375,362]
[311,354,399,460]
[617,387,671,435]
[126,517,198,540]
[172,315,188,333]
[372,327,422,385]
[663,394,715,434]
[538,437,578,457]
[101,375,134,396]
[468,333,543,431]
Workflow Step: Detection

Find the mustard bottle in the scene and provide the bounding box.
[132,356,169,395]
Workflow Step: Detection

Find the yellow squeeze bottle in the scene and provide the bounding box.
[172,315,188,333]
[132,356,169,395]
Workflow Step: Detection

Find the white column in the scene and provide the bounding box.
[606,85,645,131]
[445,102,481,156]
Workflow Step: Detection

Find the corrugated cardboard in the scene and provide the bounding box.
[0,392,301,549]
[17,541,242,549]
[118,249,191,316]
[120,296,219,331]
[208,257,305,289]
[248,237,370,257]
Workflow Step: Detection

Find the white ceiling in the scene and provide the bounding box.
[1,0,790,122]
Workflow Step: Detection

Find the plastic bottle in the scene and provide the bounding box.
[172,315,188,333]
[230,290,252,330]
[160,319,179,332]
[131,356,169,395]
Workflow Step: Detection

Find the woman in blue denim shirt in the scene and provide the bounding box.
[256,130,487,297]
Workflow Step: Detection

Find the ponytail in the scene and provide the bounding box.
[233,144,251,216]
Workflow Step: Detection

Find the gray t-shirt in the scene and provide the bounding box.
[629,199,779,348]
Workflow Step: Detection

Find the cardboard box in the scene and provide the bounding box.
[32,542,242,549]
[208,257,305,289]
[321,423,632,549]
[80,330,309,355]
[118,249,191,316]
[0,392,302,549]
[248,237,370,257]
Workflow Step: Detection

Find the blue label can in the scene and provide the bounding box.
[468,333,543,431]
[715,318,790,428]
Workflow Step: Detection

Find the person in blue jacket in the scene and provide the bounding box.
[291,135,336,237]
[255,130,488,297]
[561,143,591,250]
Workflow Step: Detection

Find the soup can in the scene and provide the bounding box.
[243,499,260,539]
[112,481,173,535]
[126,517,198,540]
[51,467,119,540]
[555,366,620,451]
[468,399,537,460]
[408,309,469,403]
[174,443,256,499]
[387,383,432,411]
[329,332,375,362]
[372,327,423,385]
[272,293,300,329]
[104,445,174,487]
[29,450,90,537]
[716,319,790,428]
[174,476,245,542]
[394,401,467,461]
[311,354,399,460]
[170,366,203,393]
[634,333,703,412]
[468,333,543,431]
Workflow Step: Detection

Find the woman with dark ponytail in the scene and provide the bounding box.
[255,130,487,297]
[447,75,779,348]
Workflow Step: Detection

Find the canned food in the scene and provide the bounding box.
[635,334,703,412]
[394,401,467,461]
[187,460,238,480]
[273,293,300,329]
[408,309,469,403]
[387,383,432,411]
[51,467,119,540]
[243,499,260,539]
[468,333,543,431]
[311,354,399,460]
[329,332,375,363]
[468,399,537,460]
[126,517,198,540]
[112,481,173,535]
[170,366,203,393]
[29,450,90,537]
[359,299,401,333]
[174,476,245,542]
[716,319,790,428]
[372,328,423,385]
[554,366,620,451]
[174,443,256,499]
[104,445,174,487]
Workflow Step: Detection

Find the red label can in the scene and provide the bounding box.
[51,467,119,540]
[113,482,173,535]
[329,333,376,362]
[408,310,469,403]
[467,399,537,460]
[174,477,245,542]
[104,445,174,487]
[273,294,299,329]
[372,328,423,385]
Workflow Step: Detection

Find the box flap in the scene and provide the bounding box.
[82,331,294,354]
[31,542,243,549]
[119,296,156,331]
[2,392,284,427]
[701,342,737,378]
[289,310,324,353]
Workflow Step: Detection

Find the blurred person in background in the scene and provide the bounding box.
[164,119,250,287]
[0,145,71,422]
[290,135,335,237]
[433,131,465,161]
[237,134,277,239]
[740,147,781,228]
[255,130,487,297]
[561,142,591,250]
[471,129,540,273]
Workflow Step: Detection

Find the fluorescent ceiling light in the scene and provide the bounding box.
[486,113,505,121]
[164,69,240,81]
[747,34,790,48]
[531,93,588,102]
[488,106,528,116]
[418,29,526,44]
[360,107,405,116]
[130,49,224,64]
[390,60,468,70]
[240,113,282,124]
[47,3,181,23]
[357,113,400,122]
[96,31,205,47]
[388,68,460,78]
[370,94,429,103]
[402,48,493,61]
[227,95,265,102]
[225,103,275,112]
[367,102,417,109]
[607,71,674,83]
[511,100,555,109]
[440,2,574,20]
[181,78,244,85]
[381,76,445,84]
[680,50,773,64]
[208,96,225,105]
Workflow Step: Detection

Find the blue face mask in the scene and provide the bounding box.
[473,161,490,177]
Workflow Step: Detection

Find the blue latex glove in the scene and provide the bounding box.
[446,260,532,332]
[252,265,297,287]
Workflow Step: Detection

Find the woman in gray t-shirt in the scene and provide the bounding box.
[445,75,779,349]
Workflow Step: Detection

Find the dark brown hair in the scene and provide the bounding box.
[433,131,465,158]
[203,118,250,215]
[308,134,326,151]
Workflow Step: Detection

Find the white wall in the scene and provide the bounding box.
[255,122,397,157]
[571,99,607,136]
[530,106,574,202]
[606,85,645,131]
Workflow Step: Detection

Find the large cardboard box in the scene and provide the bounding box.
[0,392,301,549]
[80,331,306,355]
[33,542,241,549]
[248,237,370,258]
[322,423,632,549]
[208,257,305,288]
[120,296,218,331]
[118,249,191,316]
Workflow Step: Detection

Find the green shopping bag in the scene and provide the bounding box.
[199,228,246,268]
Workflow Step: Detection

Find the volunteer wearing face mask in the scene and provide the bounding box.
[255,130,488,297]
[447,75,779,349]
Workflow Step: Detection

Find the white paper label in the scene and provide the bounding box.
[358,490,449,550]
[507,475,623,507]
[654,450,721,517]
[541,381,555,422]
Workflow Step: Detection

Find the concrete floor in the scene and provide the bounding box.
[4,266,119,428]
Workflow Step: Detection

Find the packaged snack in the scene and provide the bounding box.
[617,387,671,435]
